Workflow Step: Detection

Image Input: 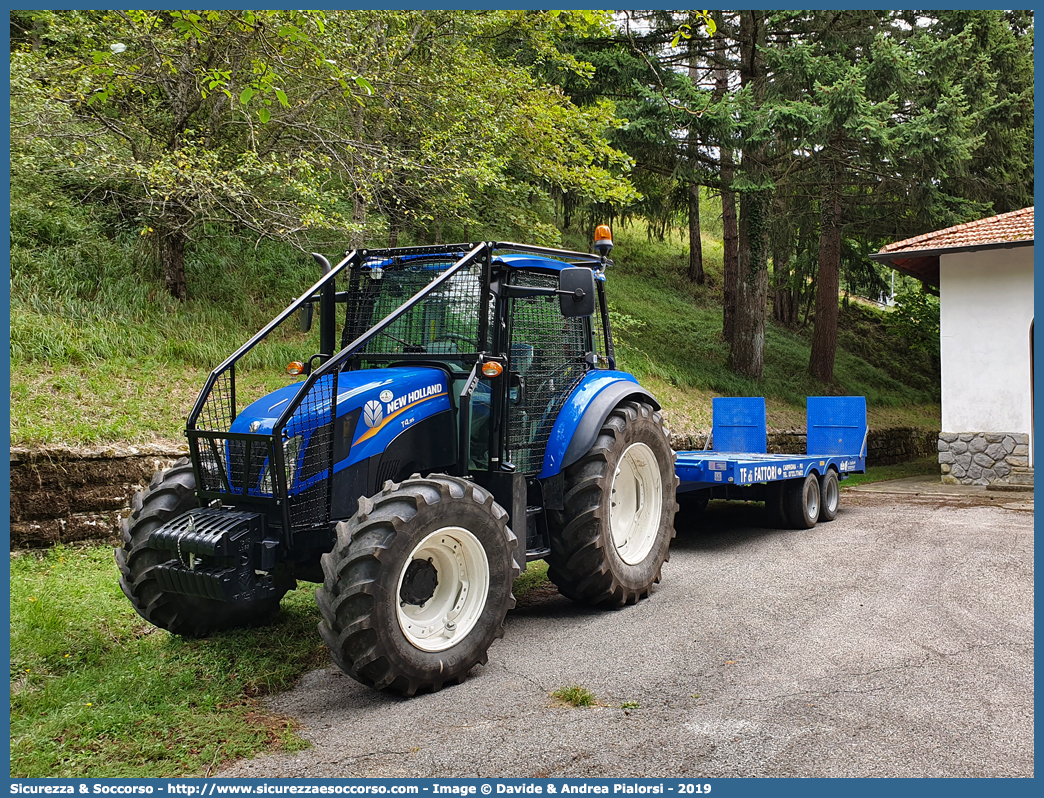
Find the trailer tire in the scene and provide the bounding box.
[115,459,293,637]
[316,474,518,695]
[547,400,678,606]
[784,473,820,529]
[817,469,840,522]
[765,481,788,528]
[677,491,710,514]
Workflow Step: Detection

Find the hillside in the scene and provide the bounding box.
[587,224,940,435]
[9,191,940,447]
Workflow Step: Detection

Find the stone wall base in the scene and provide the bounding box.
[10,443,187,548]
[938,432,1032,486]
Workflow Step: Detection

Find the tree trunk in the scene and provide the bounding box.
[772,246,797,327]
[686,17,704,285]
[771,198,797,327]
[687,183,704,284]
[729,10,769,378]
[721,162,739,342]
[715,11,739,343]
[159,226,188,301]
[387,204,401,248]
[809,153,843,382]
[730,189,769,378]
[350,194,367,250]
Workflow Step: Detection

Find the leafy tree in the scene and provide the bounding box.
[10,10,636,299]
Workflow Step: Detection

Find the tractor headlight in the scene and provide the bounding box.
[260,434,303,494]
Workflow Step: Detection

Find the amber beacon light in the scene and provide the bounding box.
[593,224,613,258]
[481,361,504,378]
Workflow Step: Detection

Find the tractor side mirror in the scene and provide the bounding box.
[300,302,314,332]
[558,267,596,318]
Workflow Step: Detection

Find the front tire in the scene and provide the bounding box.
[115,459,293,637]
[316,474,518,695]
[547,400,678,606]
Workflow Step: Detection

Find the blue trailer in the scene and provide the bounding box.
[675,396,867,528]
[118,228,869,696]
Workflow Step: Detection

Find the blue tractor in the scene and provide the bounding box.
[117,230,678,695]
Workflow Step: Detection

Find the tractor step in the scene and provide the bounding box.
[525,505,550,558]
[148,507,282,603]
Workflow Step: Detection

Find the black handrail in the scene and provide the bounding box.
[272,242,487,435]
[186,251,356,429]
[492,241,604,266]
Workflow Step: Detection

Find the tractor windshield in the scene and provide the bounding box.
[341,253,487,369]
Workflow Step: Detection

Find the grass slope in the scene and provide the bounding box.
[598,225,939,433]
[11,182,939,445]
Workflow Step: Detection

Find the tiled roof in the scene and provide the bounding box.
[878,207,1034,255]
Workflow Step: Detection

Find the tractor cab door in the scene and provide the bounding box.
[502,269,592,475]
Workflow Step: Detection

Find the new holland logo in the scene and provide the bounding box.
[363,400,384,428]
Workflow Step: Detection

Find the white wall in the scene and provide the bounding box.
[939,246,1034,453]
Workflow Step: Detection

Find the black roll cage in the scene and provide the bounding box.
[185,241,615,543]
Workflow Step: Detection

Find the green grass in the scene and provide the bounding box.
[551,685,596,707]
[841,455,940,488]
[10,545,564,776]
[9,181,939,446]
[512,559,550,599]
[11,359,299,447]
[9,545,327,778]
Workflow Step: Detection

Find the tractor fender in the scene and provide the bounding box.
[536,370,660,479]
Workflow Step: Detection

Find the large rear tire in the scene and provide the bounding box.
[316,474,518,695]
[547,400,678,606]
[115,459,293,637]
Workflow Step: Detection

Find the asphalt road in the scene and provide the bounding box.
[223,490,1033,778]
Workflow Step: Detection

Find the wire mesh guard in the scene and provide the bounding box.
[196,369,235,442]
[342,254,485,363]
[284,373,337,529]
[507,271,589,474]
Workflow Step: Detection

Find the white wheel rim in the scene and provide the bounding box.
[805,479,819,520]
[609,442,663,565]
[396,527,489,652]
[824,475,839,514]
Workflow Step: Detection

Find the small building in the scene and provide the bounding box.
[871,207,1034,487]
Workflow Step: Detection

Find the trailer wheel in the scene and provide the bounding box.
[784,472,820,529]
[316,474,518,695]
[115,459,293,637]
[547,400,678,606]
[817,469,840,522]
[765,481,788,528]
[677,491,710,514]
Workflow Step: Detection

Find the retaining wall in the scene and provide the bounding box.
[10,426,938,549]
[10,443,187,549]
